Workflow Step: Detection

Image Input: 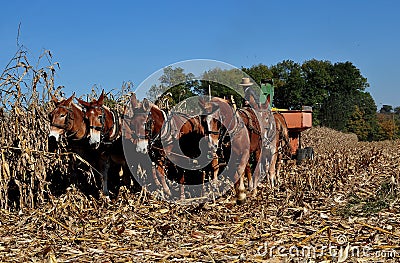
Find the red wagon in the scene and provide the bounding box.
[274,108,314,163]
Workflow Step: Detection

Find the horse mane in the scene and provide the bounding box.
[211,97,235,118]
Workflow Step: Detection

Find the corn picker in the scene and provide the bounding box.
[260,79,314,164]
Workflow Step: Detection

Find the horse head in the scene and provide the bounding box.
[49,93,85,146]
[76,91,113,149]
[197,97,222,154]
[126,96,152,154]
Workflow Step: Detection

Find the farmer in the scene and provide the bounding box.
[240,77,259,109]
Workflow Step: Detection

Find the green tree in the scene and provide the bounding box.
[270,60,305,109]
[320,61,369,131]
[301,59,332,104]
[241,64,273,84]
[197,68,246,106]
[146,67,198,105]
[346,105,369,141]
[329,61,369,94]
[301,59,332,125]
[344,92,377,141]
[394,106,400,115]
[379,105,393,114]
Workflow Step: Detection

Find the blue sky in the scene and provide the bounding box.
[1,0,399,108]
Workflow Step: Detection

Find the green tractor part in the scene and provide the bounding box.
[260,79,274,108]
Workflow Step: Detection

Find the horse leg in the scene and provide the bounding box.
[120,163,131,187]
[268,150,277,188]
[98,152,110,196]
[151,162,162,188]
[201,170,206,197]
[251,149,262,197]
[275,152,282,183]
[179,170,185,200]
[234,155,248,205]
[211,154,220,193]
[156,161,171,197]
[235,168,246,205]
[245,163,253,192]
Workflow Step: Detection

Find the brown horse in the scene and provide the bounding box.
[127,96,209,200]
[126,97,172,196]
[48,93,87,145]
[76,92,125,196]
[76,92,121,149]
[237,107,263,195]
[48,93,104,196]
[122,94,166,193]
[202,114,222,186]
[199,97,250,204]
[269,112,292,185]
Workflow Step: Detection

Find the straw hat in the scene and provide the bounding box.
[239,77,254,86]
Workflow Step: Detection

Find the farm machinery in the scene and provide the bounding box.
[260,79,314,164]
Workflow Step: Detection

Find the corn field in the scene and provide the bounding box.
[0,49,71,210]
[0,51,400,262]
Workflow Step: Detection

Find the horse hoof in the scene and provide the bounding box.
[166,189,172,197]
[236,192,246,205]
[236,198,246,205]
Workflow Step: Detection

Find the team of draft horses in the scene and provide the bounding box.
[48,91,292,204]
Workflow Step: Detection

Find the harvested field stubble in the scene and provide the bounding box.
[0,126,399,262]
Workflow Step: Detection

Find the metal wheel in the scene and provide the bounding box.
[304,147,314,160]
[296,148,307,165]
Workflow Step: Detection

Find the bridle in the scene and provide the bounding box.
[129,108,153,141]
[87,105,120,143]
[87,105,106,132]
[50,105,79,138]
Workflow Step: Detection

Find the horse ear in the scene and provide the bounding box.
[50,93,59,104]
[198,97,215,113]
[97,90,105,105]
[76,97,90,108]
[65,93,75,106]
[142,98,151,111]
[130,93,139,108]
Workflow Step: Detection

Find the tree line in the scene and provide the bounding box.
[147,59,399,141]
